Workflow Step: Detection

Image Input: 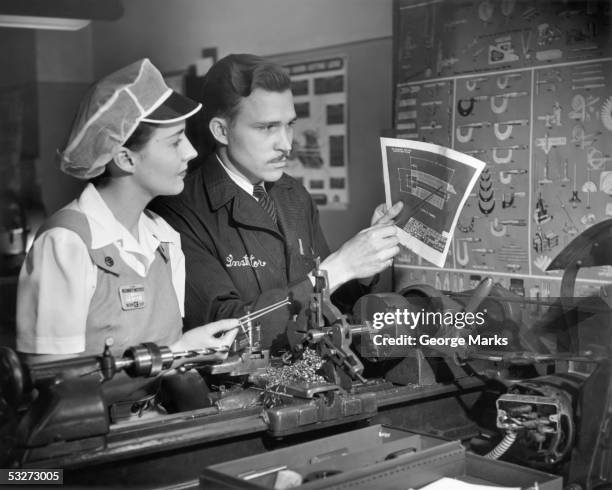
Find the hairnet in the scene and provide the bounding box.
[59,58,201,179]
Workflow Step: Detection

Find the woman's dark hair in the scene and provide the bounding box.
[90,121,159,184]
[124,121,159,151]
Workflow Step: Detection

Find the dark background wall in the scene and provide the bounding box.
[0,1,394,342]
[1,0,394,248]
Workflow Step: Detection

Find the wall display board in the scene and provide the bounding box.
[282,57,349,209]
[393,0,612,297]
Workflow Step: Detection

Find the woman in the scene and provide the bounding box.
[16,58,238,371]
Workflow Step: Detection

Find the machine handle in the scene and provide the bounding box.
[463,277,494,313]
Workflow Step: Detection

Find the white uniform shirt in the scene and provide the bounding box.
[16,183,185,354]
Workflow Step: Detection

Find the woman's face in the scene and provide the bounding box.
[132,121,197,198]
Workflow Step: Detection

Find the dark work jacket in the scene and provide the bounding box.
[150,154,368,348]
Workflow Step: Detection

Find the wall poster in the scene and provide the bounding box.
[393,0,612,298]
[282,56,349,210]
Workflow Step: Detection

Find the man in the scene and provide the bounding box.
[150,54,402,348]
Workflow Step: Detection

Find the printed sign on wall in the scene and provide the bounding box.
[393,0,612,298]
[283,56,349,209]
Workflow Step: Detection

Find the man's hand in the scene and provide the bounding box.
[370,201,404,226]
[172,319,239,359]
[321,223,400,292]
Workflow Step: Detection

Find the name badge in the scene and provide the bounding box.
[119,284,145,310]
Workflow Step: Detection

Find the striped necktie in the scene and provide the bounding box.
[253,184,277,224]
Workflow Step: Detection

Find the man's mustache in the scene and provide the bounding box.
[269,151,291,163]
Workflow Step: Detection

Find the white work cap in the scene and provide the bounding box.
[59,58,201,179]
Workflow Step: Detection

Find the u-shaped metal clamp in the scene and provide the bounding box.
[499,171,513,184]
[492,147,513,164]
[458,98,475,116]
[456,125,474,143]
[494,122,513,141]
[496,74,520,89]
[502,192,515,208]
[456,240,470,266]
[490,95,509,114]
[490,218,508,237]
[465,79,478,92]
[497,75,510,89]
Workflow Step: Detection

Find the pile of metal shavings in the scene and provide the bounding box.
[256,348,327,408]
[263,347,327,386]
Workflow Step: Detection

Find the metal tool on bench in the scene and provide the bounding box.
[0,298,293,451]
[0,339,231,451]
[204,298,292,377]
[286,259,367,389]
[263,261,377,436]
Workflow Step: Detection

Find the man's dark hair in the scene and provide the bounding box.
[201,54,291,126]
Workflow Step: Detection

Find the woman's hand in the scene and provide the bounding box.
[171,319,239,359]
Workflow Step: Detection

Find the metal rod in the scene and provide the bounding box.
[170,347,218,359]
[237,297,292,327]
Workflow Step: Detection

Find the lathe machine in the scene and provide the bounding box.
[1,222,612,489]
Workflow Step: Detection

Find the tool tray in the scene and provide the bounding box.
[200,424,562,489]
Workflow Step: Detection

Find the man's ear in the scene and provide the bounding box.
[209,117,229,146]
[112,147,137,174]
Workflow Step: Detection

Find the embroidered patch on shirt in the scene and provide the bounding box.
[119,284,145,310]
[225,253,267,268]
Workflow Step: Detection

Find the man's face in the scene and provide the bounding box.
[221,88,297,184]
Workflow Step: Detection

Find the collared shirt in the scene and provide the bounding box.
[216,153,264,201]
[17,183,185,354]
